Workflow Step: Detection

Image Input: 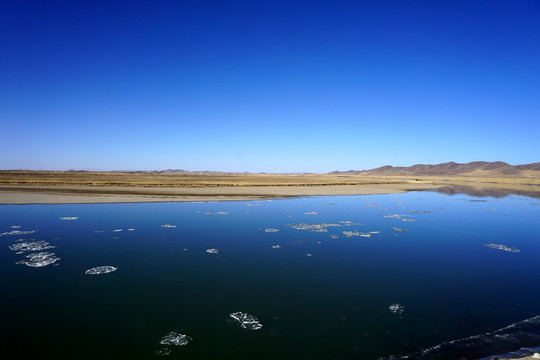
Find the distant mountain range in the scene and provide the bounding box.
[330,161,540,177]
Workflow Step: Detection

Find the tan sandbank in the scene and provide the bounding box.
[0,183,441,204]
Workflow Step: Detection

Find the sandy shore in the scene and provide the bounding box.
[0,183,442,204]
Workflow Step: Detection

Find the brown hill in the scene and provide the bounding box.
[332,161,540,177]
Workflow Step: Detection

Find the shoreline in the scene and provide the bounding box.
[0,183,442,204]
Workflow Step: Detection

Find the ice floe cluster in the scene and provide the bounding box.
[230,312,263,330]
[85,266,118,275]
[305,212,323,215]
[206,248,219,254]
[483,243,520,253]
[16,252,60,267]
[343,231,372,238]
[1,229,38,237]
[205,211,229,215]
[288,223,340,232]
[384,214,410,219]
[265,228,280,232]
[7,229,60,267]
[60,217,78,220]
[161,224,176,228]
[338,221,363,226]
[9,240,55,253]
[391,227,408,232]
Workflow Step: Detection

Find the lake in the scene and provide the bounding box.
[1,191,540,359]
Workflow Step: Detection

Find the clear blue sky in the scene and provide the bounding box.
[1,0,539,172]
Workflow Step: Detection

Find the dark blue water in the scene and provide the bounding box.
[1,192,539,359]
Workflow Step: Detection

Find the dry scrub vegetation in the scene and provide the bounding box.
[0,171,413,188]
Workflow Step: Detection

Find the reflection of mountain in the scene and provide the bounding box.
[331,161,540,177]
[435,184,540,199]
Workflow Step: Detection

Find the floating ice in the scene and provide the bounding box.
[409,210,433,213]
[288,223,340,232]
[330,234,339,239]
[272,245,281,249]
[305,253,312,257]
[206,248,219,254]
[60,217,78,220]
[85,266,118,275]
[127,228,136,231]
[483,243,520,253]
[366,203,379,208]
[401,218,416,222]
[205,211,229,215]
[389,303,405,314]
[16,252,59,267]
[9,241,55,252]
[10,225,21,229]
[391,227,408,232]
[229,312,263,330]
[305,212,323,215]
[0,230,38,237]
[369,231,381,234]
[343,231,372,238]
[338,221,363,226]
[265,228,279,232]
[384,214,410,219]
[161,224,176,228]
[159,331,193,346]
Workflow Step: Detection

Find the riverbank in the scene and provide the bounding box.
[0,183,441,204]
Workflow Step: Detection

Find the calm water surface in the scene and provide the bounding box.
[1,192,540,359]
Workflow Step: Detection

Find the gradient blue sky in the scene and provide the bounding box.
[1,0,539,172]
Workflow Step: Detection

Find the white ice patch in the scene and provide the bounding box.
[229,312,263,330]
[391,227,408,232]
[389,303,405,314]
[206,248,219,254]
[9,241,55,252]
[483,243,520,253]
[10,225,21,229]
[85,266,118,275]
[60,217,78,220]
[127,228,136,231]
[159,332,193,346]
[338,221,363,226]
[161,224,176,228]
[265,228,279,232]
[16,252,59,267]
[0,230,38,237]
[272,245,281,249]
[384,214,410,219]
[288,223,340,232]
[305,212,323,215]
[343,231,372,238]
